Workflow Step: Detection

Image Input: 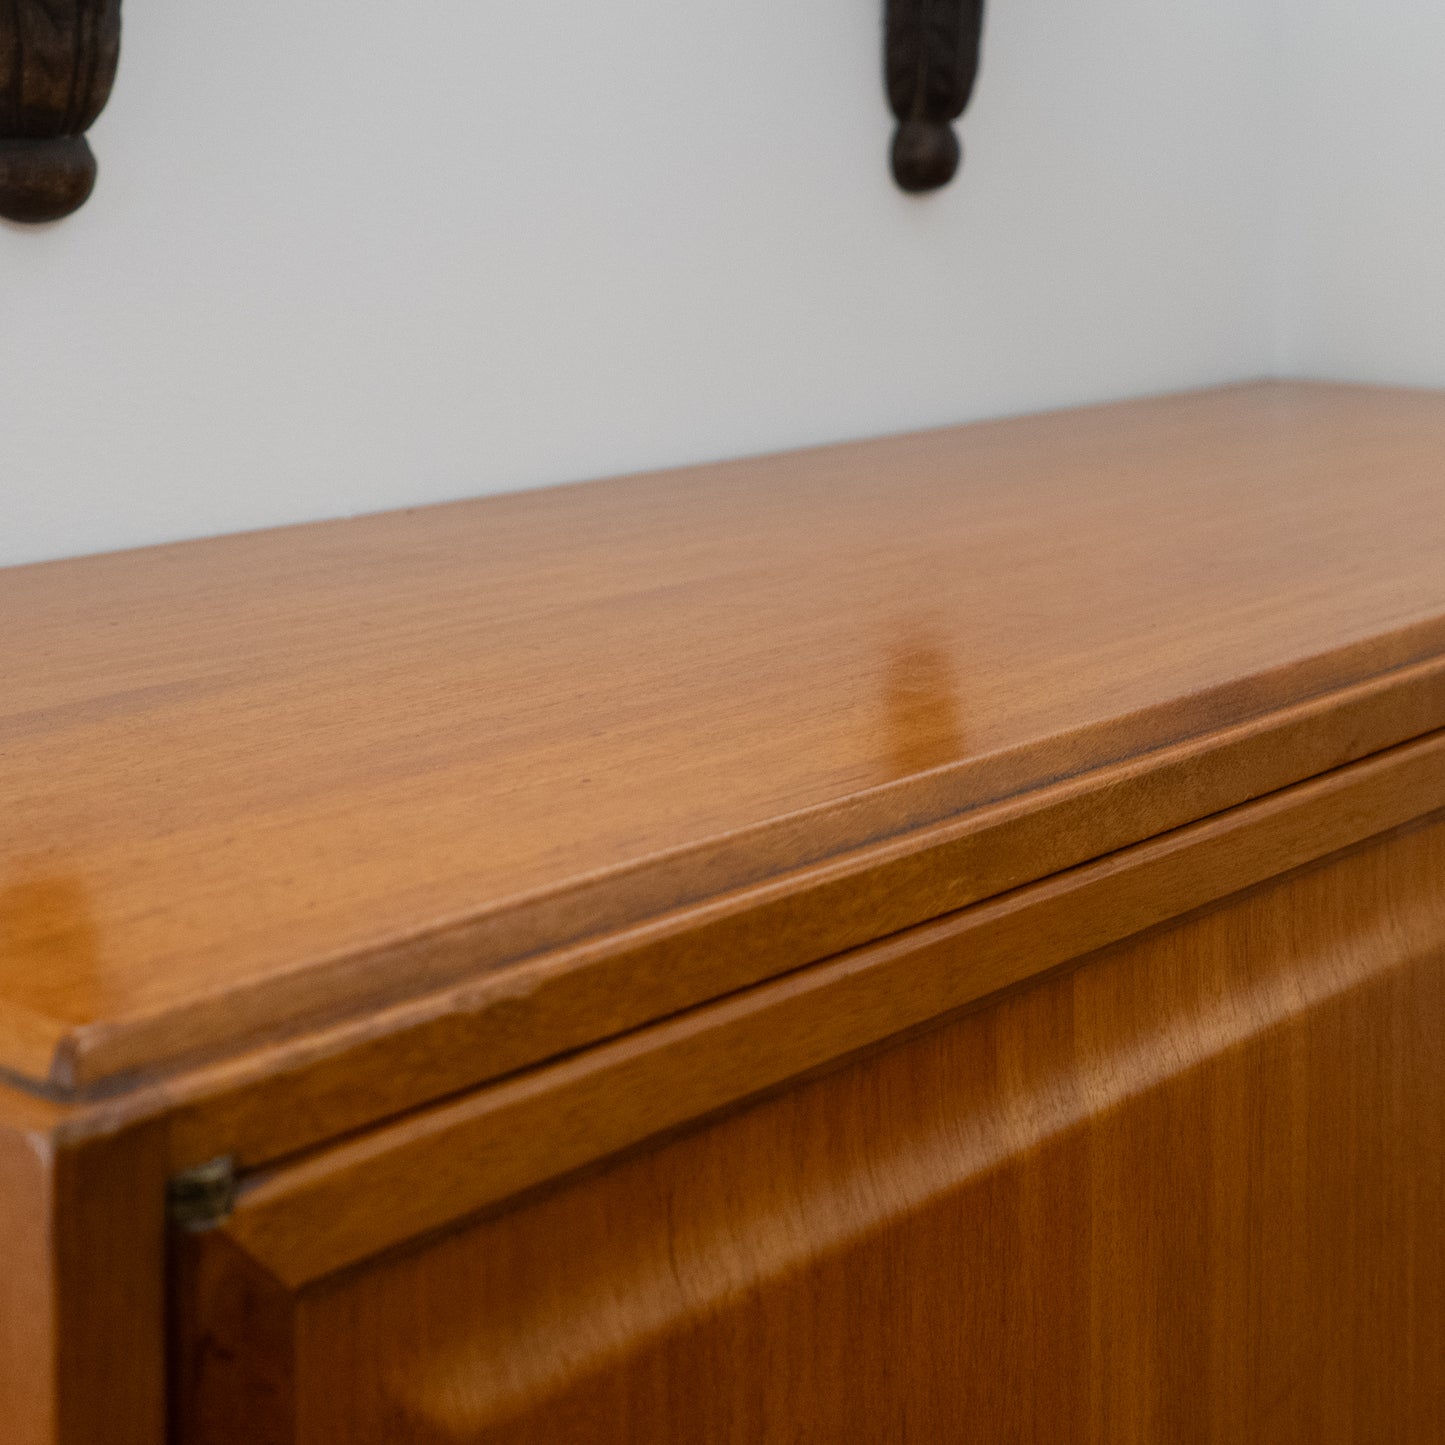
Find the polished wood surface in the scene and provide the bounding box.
[124,654,1445,1178]
[3,385,1445,1443]
[176,811,1445,1444]
[0,1090,168,1445]
[0,1092,59,1445]
[5,382,1445,1099]
[220,727,1445,1286]
[50,1122,169,1445]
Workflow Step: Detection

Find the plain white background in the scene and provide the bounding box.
[0,0,1428,568]
[1277,0,1445,387]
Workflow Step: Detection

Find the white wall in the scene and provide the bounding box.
[2,0,1284,566]
[1276,0,1445,384]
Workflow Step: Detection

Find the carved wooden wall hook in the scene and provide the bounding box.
[885,0,985,193]
[1,0,122,223]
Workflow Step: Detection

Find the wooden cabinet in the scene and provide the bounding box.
[4,382,1445,1442]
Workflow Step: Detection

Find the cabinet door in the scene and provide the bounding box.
[173,814,1445,1444]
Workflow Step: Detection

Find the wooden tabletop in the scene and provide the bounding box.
[4,381,1445,1097]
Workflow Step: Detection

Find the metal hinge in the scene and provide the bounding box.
[166,1156,238,1232]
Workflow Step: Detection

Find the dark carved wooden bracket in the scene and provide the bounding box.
[885,0,985,192]
[2,3,983,217]
[0,0,122,223]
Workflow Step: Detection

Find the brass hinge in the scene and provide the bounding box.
[166,1156,238,1232]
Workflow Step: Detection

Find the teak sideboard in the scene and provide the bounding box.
[3,382,1445,1443]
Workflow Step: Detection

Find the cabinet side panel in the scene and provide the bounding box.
[55,1127,170,1445]
[289,817,1445,1443]
[0,1117,55,1445]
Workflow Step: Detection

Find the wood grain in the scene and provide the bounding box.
[51,1122,169,1445]
[176,805,1445,1443]
[171,1230,295,1445]
[222,725,1445,1285]
[74,647,1445,1178]
[0,1091,60,1445]
[4,384,1445,1444]
[5,382,1445,1101]
[0,1087,168,1445]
